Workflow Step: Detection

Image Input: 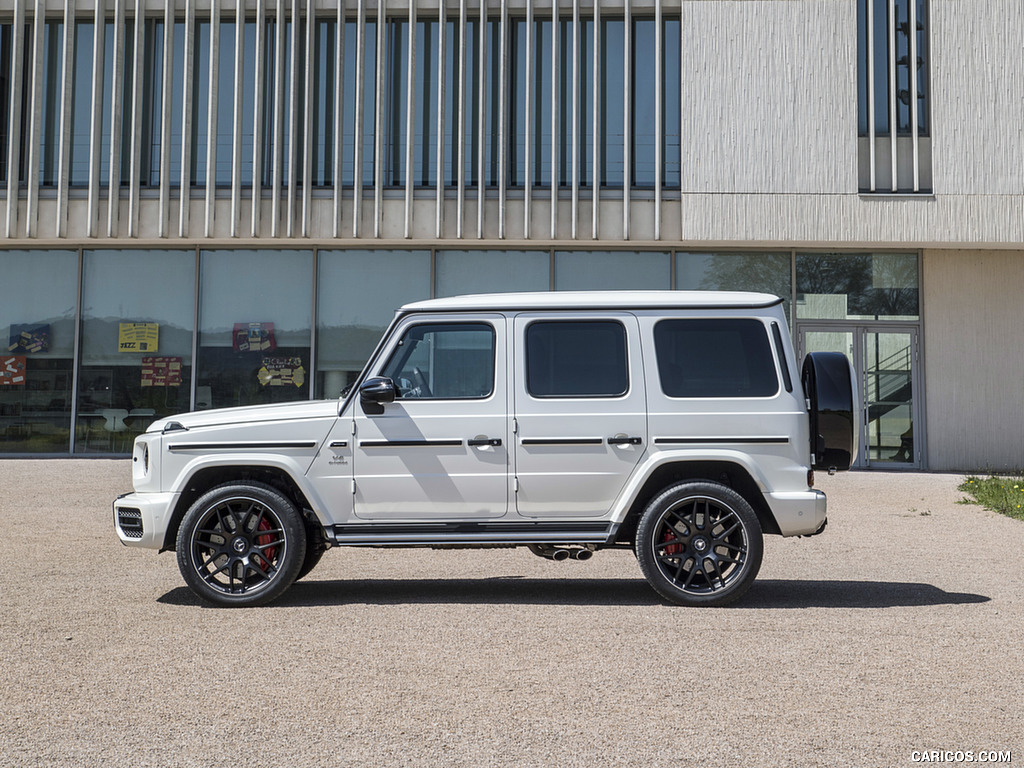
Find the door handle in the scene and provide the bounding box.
[468,437,502,447]
[607,436,642,445]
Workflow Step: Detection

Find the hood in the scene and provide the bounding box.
[149,399,341,434]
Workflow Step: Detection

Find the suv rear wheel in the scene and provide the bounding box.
[176,482,306,607]
[635,481,763,606]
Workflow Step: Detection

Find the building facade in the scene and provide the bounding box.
[0,0,1021,470]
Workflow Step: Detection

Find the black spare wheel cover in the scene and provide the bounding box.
[801,352,856,471]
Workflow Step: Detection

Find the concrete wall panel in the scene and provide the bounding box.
[923,249,1024,471]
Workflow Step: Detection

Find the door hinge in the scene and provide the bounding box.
[351,479,356,494]
[514,477,519,493]
[512,417,518,435]
[350,420,357,435]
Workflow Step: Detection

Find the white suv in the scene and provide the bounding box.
[114,291,856,607]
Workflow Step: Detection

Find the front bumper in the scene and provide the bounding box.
[113,491,180,549]
[764,489,827,537]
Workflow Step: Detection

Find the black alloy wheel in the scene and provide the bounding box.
[635,481,763,607]
[176,483,306,607]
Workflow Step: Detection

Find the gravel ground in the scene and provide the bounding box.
[0,460,1021,768]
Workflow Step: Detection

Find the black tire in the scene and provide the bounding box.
[801,351,857,472]
[635,481,763,607]
[295,521,327,581]
[176,482,306,607]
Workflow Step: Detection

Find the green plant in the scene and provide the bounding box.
[958,475,1024,521]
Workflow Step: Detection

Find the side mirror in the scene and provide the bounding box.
[359,376,396,405]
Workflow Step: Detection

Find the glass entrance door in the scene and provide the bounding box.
[799,326,920,469]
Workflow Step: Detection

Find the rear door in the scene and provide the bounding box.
[512,313,647,518]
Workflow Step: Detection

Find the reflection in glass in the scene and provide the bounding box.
[796,252,918,321]
[555,250,670,290]
[198,250,312,409]
[0,251,78,452]
[436,250,550,297]
[677,251,792,323]
[315,250,431,398]
[78,250,195,453]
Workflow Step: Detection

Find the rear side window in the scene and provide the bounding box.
[526,321,628,397]
[654,319,779,398]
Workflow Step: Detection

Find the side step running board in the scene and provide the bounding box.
[327,521,617,547]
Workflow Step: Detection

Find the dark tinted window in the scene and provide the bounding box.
[526,321,628,397]
[654,319,778,398]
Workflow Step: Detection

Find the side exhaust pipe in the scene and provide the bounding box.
[527,544,593,561]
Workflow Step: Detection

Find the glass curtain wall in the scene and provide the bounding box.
[76,250,195,454]
[554,251,671,290]
[677,251,793,322]
[11,10,687,194]
[197,250,313,410]
[0,251,78,452]
[315,250,431,398]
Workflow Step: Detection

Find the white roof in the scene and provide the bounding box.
[402,290,782,313]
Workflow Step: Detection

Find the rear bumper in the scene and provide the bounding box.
[113,492,179,549]
[765,489,827,536]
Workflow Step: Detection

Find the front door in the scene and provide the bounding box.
[352,315,509,520]
[512,313,648,518]
[799,326,920,468]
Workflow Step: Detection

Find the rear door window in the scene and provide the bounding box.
[526,320,628,398]
[654,318,779,398]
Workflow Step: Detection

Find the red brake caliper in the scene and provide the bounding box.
[662,528,682,555]
[255,518,277,570]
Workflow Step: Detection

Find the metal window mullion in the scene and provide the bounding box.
[622,0,630,239]
[128,0,144,236]
[910,0,919,191]
[159,0,173,236]
[549,0,557,240]
[271,0,284,237]
[678,6,683,238]
[435,0,445,237]
[87,0,105,238]
[592,0,599,240]
[206,0,220,237]
[456,0,465,238]
[251,0,266,236]
[653,0,661,240]
[353,0,365,236]
[5,0,25,238]
[56,0,75,237]
[476,0,486,239]
[26,0,46,238]
[302,0,314,236]
[107,0,126,237]
[334,0,345,237]
[231,0,245,236]
[373,0,384,237]
[523,0,532,238]
[404,0,416,238]
[286,0,299,237]
[69,249,83,452]
[179,0,196,237]
[867,0,876,192]
[570,0,578,240]
[888,0,896,192]
[498,0,506,239]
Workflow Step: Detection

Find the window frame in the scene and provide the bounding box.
[652,317,781,400]
[379,320,497,401]
[524,318,630,400]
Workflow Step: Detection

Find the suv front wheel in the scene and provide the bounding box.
[176,482,307,607]
[635,481,764,607]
